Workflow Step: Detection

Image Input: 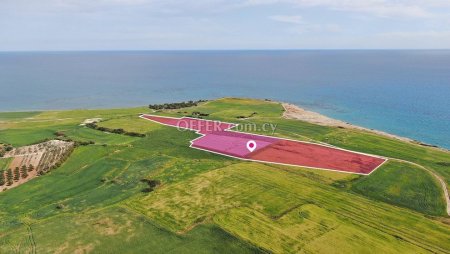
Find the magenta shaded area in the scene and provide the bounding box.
[192,133,275,157]
[141,115,234,133]
[141,115,180,127]
[141,114,385,174]
[178,118,235,134]
[250,140,386,174]
[209,130,279,143]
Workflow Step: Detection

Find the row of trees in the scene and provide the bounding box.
[0,165,34,187]
[149,100,207,110]
[85,123,146,137]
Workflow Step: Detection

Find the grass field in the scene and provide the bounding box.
[127,162,449,253]
[0,111,40,121]
[0,98,449,253]
[352,160,446,216]
[0,206,261,254]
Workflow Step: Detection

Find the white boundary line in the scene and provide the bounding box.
[139,114,388,175]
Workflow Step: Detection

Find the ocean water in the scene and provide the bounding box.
[0,50,449,149]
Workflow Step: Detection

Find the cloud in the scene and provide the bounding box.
[269,15,303,24]
[1,0,449,50]
[269,15,342,35]
[1,0,439,18]
[245,0,434,18]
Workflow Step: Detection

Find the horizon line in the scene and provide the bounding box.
[1,48,450,53]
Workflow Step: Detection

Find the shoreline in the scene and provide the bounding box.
[0,98,448,152]
[281,103,449,152]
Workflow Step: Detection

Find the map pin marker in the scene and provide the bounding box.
[246,140,257,153]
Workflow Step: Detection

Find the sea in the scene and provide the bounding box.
[0,50,449,149]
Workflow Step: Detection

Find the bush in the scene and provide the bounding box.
[140,179,161,192]
[191,111,210,117]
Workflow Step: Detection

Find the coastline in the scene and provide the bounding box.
[1,98,448,152]
[282,102,448,152]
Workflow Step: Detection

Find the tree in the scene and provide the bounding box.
[14,167,20,181]
[28,164,34,172]
[21,165,28,178]
[0,170,5,186]
[6,169,13,186]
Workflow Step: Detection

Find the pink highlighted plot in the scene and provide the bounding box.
[192,132,276,158]
[140,114,386,174]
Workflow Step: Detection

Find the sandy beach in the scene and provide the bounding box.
[282,103,416,144]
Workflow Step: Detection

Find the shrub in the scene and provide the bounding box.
[140,179,161,193]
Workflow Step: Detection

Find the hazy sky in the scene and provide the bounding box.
[1,0,450,50]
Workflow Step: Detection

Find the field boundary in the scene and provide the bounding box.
[139,114,388,175]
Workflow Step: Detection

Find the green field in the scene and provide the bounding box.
[0,98,449,253]
[352,160,446,216]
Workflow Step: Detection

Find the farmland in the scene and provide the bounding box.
[0,98,449,253]
[0,140,74,192]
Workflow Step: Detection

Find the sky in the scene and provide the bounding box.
[1,0,450,50]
